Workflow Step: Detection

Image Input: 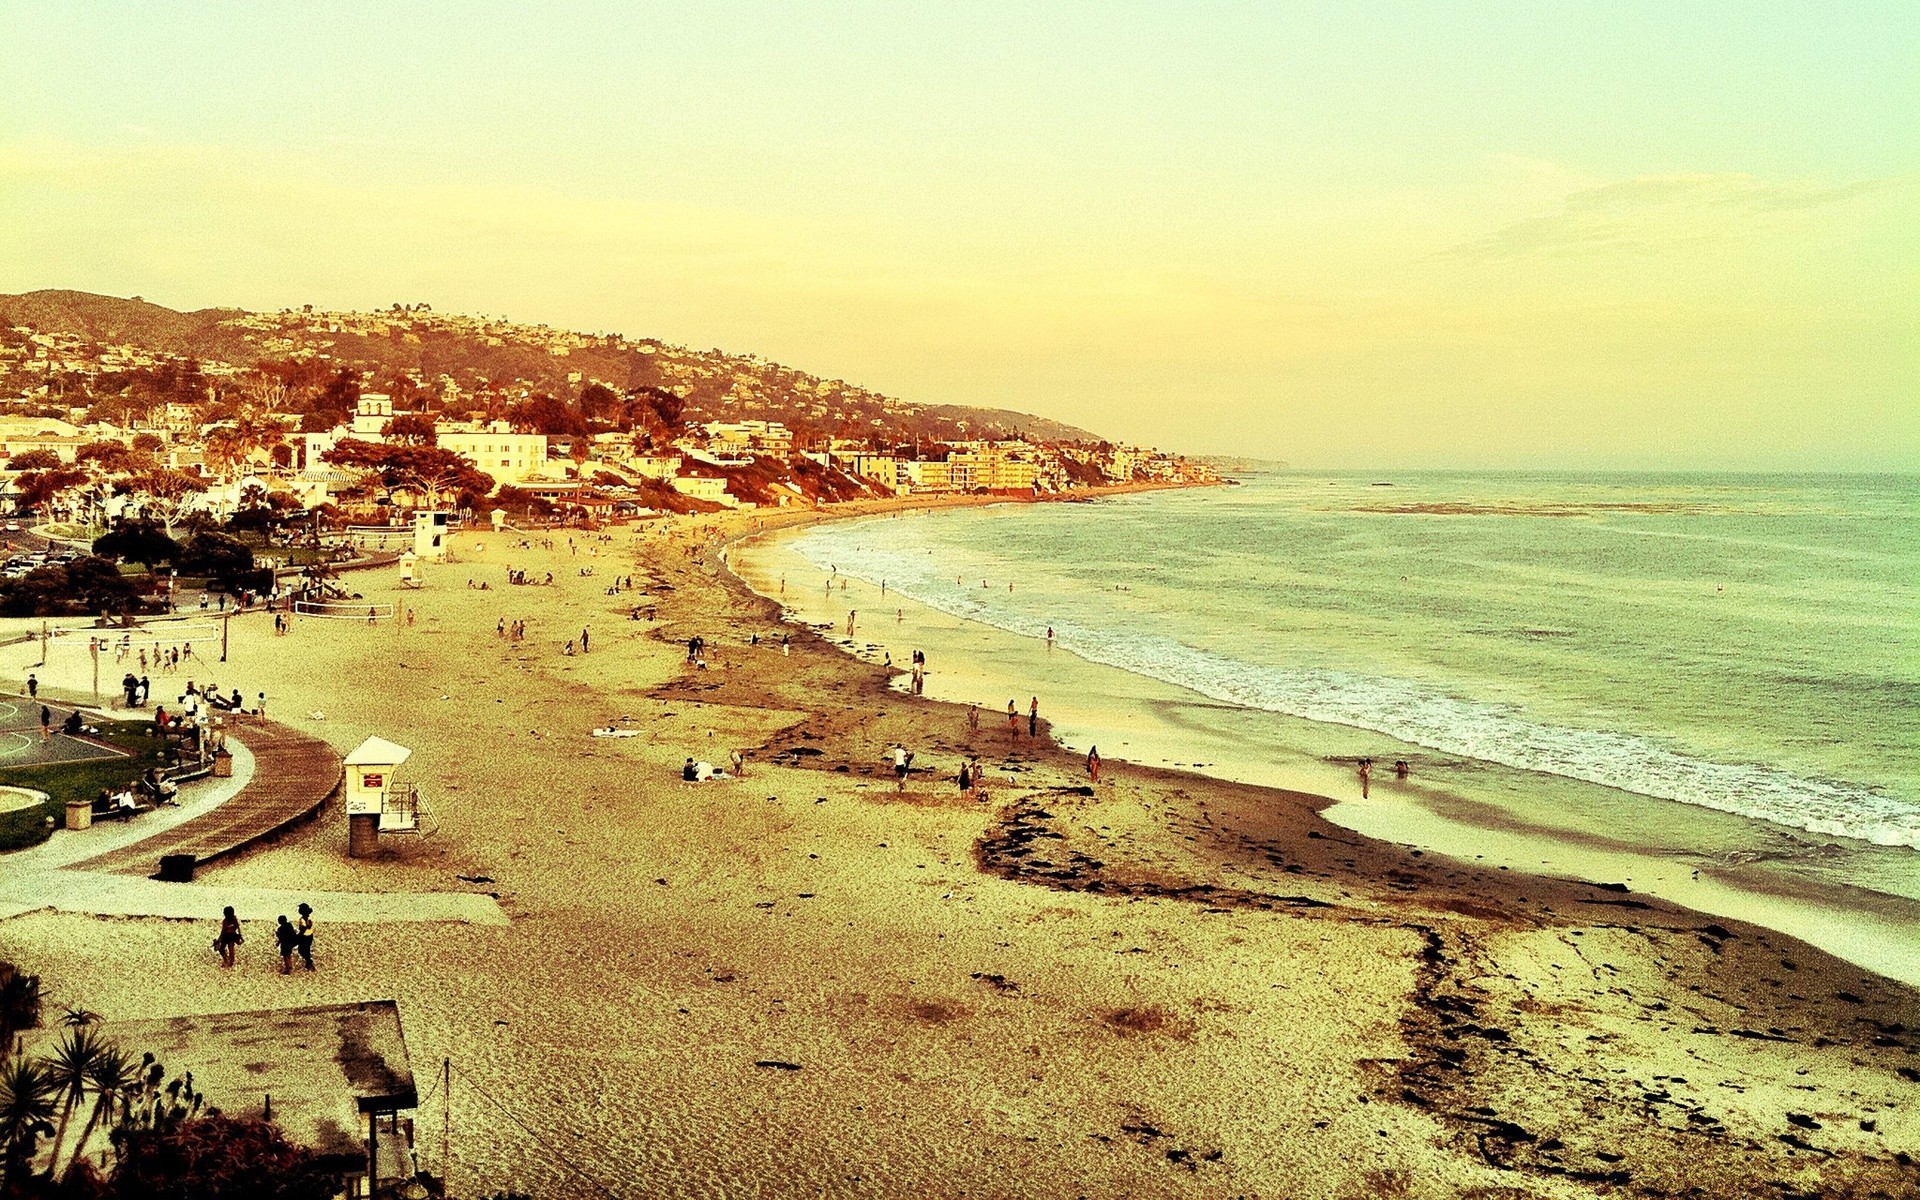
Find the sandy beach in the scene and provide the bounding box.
[3,492,1916,1199]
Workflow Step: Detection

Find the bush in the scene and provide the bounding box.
[108,1115,335,1200]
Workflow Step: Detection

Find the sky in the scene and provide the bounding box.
[2,2,1914,469]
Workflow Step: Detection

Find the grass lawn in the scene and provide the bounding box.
[0,720,170,851]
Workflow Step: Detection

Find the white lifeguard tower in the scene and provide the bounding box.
[413,511,451,562]
[343,735,426,857]
[489,507,507,533]
[397,550,422,589]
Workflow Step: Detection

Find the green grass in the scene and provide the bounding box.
[0,720,169,851]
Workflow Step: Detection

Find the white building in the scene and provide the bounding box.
[438,431,550,484]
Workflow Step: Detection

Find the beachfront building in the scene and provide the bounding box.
[701,420,792,458]
[23,1001,422,1194]
[437,429,550,483]
[671,473,736,506]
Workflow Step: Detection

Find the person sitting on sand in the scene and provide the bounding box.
[683,758,700,782]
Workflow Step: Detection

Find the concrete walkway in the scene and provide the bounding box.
[4,738,258,871]
[1,705,506,928]
[0,869,506,925]
[70,718,344,877]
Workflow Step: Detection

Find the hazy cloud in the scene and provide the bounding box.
[1439,173,1891,260]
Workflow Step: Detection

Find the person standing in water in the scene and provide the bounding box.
[1358,758,1372,799]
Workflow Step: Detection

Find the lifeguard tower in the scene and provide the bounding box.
[396,550,422,589]
[343,736,427,857]
[413,511,451,562]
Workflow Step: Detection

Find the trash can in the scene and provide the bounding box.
[212,749,233,779]
[65,800,92,832]
[157,853,196,883]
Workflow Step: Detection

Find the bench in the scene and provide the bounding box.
[93,797,155,822]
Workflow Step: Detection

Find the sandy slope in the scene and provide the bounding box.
[2,497,1915,1199]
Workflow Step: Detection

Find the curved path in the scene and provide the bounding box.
[69,718,343,877]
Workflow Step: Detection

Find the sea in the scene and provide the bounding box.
[738,471,1920,982]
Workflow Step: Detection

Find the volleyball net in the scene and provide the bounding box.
[49,623,224,650]
[293,599,397,621]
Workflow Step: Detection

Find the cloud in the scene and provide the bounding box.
[1438,173,1893,260]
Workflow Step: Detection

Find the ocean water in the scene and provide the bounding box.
[785,472,1920,854]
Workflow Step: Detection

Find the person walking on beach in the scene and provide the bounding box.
[25,673,36,699]
[1087,745,1101,784]
[581,627,590,653]
[1358,758,1372,799]
[1028,697,1039,738]
[967,703,979,733]
[295,903,315,971]
[847,610,857,637]
[215,906,243,968]
[781,633,790,657]
[274,915,298,975]
[39,705,50,741]
[1007,700,1018,733]
[892,745,912,792]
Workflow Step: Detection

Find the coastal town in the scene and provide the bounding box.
[0,294,1912,1200]
[0,292,1216,540]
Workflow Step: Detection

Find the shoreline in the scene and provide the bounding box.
[2,486,1915,1197]
[729,499,1920,987]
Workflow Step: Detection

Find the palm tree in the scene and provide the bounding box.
[39,1025,107,1173]
[0,965,39,1047]
[0,1055,56,1185]
[62,1042,136,1179]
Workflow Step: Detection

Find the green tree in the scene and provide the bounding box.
[0,1056,56,1187]
[94,519,181,571]
[39,1025,108,1175]
[15,467,88,517]
[108,1114,334,1200]
[381,411,438,445]
[506,393,586,436]
[117,469,209,536]
[76,441,135,472]
[8,449,63,472]
[176,533,254,583]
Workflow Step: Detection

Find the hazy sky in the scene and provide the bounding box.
[3,2,1914,468]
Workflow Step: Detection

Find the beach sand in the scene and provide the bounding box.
[3,494,1916,1199]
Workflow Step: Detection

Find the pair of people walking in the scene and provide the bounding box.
[215,903,315,973]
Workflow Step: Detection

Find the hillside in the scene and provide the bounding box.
[0,289,1101,446]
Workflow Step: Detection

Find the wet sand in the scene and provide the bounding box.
[735,520,1920,989]
[2,493,1916,1198]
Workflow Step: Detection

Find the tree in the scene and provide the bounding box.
[0,1056,56,1187]
[8,449,63,472]
[66,1043,138,1181]
[629,385,685,432]
[381,411,437,445]
[380,445,493,511]
[323,440,494,510]
[129,433,164,455]
[203,409,284,478]
[506,393,586,436]
[40,1026,108,1175]
[109,1114,335,1200]
[15,468,87,518]
[118,470,209,536]
[94,519,180,571]
[176,533,254,583]
[75,441,134,472]
[578,381,620,423]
